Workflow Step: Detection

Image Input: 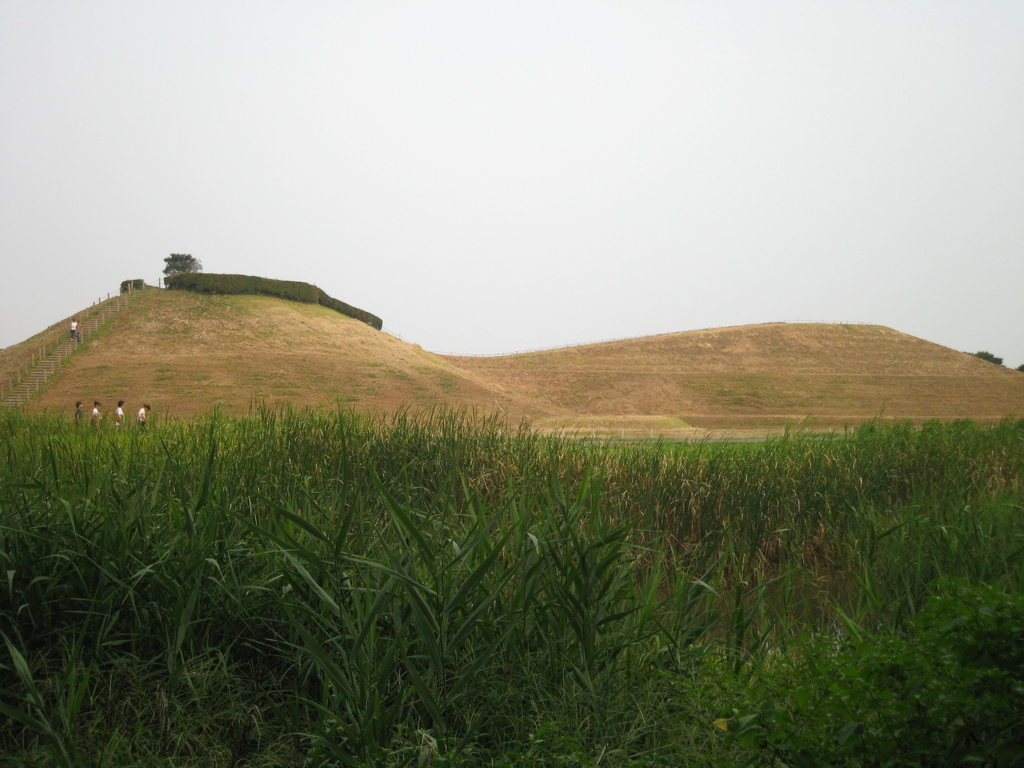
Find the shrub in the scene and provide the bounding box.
[164,272,383,329]
[968,351,1004,366]
[722,579,1024,766]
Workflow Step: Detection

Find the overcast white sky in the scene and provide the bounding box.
[2,1,1023,366]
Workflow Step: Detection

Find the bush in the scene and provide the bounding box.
[969,351,1004,366]
[164,273,383,329]
[723,579,1024,766]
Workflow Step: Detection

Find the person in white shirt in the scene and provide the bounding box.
[137,404,151,430]
[115,400,125,427]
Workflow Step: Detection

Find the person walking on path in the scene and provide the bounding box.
[91,401,102,426]
[137,404,151,431]
[115,400,125,427]
[70,319,78,341]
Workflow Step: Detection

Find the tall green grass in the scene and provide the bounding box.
[1,408,1022,765]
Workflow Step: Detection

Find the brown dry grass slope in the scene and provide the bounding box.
[6,292,1024,432]
[444,323,1024,432]
[19,290,548,420]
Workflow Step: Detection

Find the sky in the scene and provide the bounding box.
[2,1,1023,366]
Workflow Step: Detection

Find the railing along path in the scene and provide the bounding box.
[2,290,139,408]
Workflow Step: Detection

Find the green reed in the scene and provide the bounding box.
[1,407,1022,765]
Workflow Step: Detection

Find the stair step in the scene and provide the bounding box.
[2,290,139,408]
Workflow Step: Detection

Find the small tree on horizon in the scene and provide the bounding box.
[1017,364,1024,373]
[163,254,203,276]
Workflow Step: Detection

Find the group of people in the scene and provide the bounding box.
[75,399,151,429]
[68,319,152,428]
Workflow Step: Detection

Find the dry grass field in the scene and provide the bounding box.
[5,290,544,421]
[446,323,1024,434]
[3,287,1023,433]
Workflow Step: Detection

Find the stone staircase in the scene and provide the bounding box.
[2,291,139,408]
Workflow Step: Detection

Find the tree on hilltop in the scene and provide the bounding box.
[163,254,203,276]
[1017,364,1024,373]
[968,351,1003,366]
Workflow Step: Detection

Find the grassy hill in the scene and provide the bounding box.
[3,289,1024,432]
[6,289,549,421]
[444,322,1024,433]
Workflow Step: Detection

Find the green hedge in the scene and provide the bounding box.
[164,273,383,329]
